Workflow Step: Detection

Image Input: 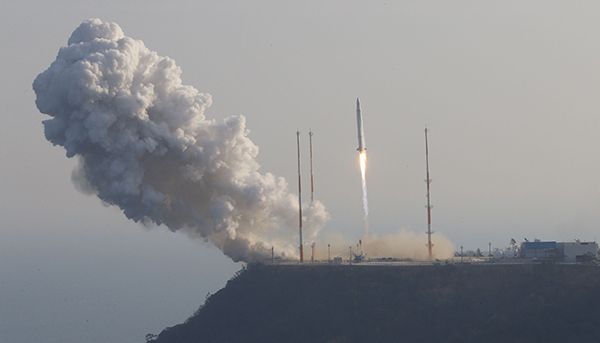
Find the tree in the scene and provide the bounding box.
[577,252,596,264]
[544,248,565,264]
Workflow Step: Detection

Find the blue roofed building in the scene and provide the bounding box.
[520,241,557,259]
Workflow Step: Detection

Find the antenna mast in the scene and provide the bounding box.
[425,127,434,259]
[309,130,315,204]
[309,130,316,260]
[297,131,304,262]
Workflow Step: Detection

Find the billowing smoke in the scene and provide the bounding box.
[320,230,454,260]
[361,231,454,260]
[33,19,329,262]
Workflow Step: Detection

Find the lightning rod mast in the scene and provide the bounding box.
[309,130,316,260]
[309,130,315,204]
[297,131,304,262]
[425,127,434,259]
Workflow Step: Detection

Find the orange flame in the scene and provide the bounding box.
[359,151,367,179]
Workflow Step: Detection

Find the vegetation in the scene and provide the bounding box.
[150,263,600,343]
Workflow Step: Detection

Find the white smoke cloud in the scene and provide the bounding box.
[33,18,330,263]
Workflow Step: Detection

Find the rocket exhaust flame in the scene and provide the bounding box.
[32,19,330,263]
[356,98,369,231]
[359,151,369,228]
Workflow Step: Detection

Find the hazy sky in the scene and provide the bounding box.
[3,1,600,342]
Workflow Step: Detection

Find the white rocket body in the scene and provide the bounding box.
[356,98,366,152]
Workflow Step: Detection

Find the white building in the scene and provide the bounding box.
[557,242,598,263]
[519,241,598,262]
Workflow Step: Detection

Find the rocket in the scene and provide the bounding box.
[356,98,366,152]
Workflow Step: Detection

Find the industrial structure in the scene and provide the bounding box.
[353,239,367,261]
[424,128,434,259]
[309,130,315,204]
[286,101,600,265]
[268,238,599,265]
[296,131,304,262]
[519,240,598,262]
[297,129,318,263]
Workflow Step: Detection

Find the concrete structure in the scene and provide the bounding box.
[520,241,598,262]
[559,242,598,262]
[520,241,557,259]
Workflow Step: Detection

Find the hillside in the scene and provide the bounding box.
[150,263,600,343]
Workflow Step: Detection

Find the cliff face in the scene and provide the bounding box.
[152,263,600,343]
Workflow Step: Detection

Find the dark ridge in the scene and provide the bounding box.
[150,263,600,343]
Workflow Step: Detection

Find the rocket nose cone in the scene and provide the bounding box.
[357,98,360,108]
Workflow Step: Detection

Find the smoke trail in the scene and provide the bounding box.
[33,19,329,263]
[359,151,369,231]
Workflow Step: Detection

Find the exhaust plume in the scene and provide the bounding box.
[355,99,368,232]
[33,19,329,263]
[359,151,369,231]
